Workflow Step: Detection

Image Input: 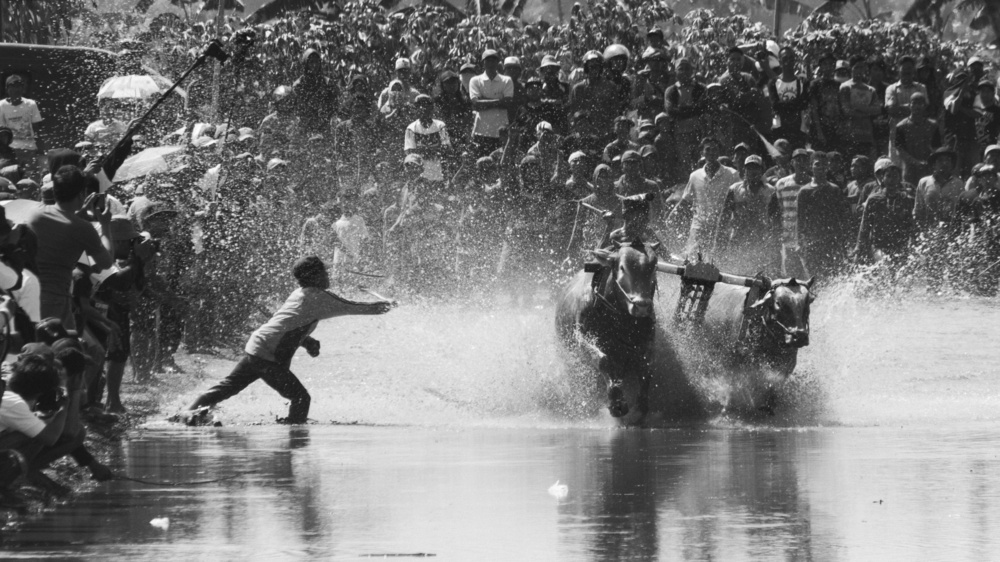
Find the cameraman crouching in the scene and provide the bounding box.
[0,342,112,496]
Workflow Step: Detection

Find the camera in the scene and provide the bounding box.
[34,388,66,413]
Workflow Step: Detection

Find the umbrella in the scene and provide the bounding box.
[115,145,187,183]
[1,199,45,225]
[98,75,187,100]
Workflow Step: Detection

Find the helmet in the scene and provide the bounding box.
[582,50,604,66]
[603,44,630,61]
[873,157,899,176]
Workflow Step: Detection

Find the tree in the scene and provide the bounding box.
[0,0,90,44]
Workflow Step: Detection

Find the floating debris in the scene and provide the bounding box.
[150,517,170,531]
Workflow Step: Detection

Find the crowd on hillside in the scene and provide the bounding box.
[1,21,1000,507]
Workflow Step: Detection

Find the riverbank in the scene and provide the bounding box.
[0,349,237,530]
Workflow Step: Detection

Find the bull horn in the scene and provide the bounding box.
[805,276,816,288]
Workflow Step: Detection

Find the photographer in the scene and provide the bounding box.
[82,217,157,413]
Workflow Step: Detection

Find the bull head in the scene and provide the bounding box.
[591,242,660,318]
[751,276,816,347]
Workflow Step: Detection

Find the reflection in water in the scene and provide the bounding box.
[565,430,812,561]
[4,425,1000,560]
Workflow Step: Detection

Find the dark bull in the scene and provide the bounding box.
[555,242,661,421]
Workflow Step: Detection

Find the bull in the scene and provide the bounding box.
[554,241,660,421]
[669,275,816,414]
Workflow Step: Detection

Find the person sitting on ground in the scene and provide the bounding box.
[184,256,394,425]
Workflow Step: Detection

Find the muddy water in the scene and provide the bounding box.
[4,283,1000,560]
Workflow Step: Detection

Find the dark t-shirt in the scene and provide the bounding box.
[25,205,105,303]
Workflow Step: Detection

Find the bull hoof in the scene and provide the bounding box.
[608,386,629,418]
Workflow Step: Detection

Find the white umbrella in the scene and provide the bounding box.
[115,145,187,183]
[98,75,187,100]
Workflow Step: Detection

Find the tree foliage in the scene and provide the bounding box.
[0,0,91,44]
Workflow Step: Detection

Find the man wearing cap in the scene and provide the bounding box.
[615,150,660,199]
[894,92,941,186]
[855,158,916,263]
[885,56,928,158]
[774,148,813,277]
[914,147,963,227]
[764,138,793,185]
[569,51,619,145]
[838,56,882,159]
[717,154,778,272]
[468,50,515,158]
[665,58,707,181]
[732,142,751,178]
[404,94,452,184]
[293,49,339,134]
[503,56,524,122]
[797,151,850,277]
[378,58,422,112]
[768,47,810,149]
[956,164,1000,224]
[539,55,570,106]
[459,62,478,96]
[335,79,381,184]
[808,52,842,152]
[603,117,638,167]
[668,137,740,257]
[0,75,44,171]
[525,121,560,178]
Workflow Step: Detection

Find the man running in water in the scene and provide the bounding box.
[184,256,394,425]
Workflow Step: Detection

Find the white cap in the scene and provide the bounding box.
[395,58,411,70]
[503,56,521,67]
[568,151,587,164]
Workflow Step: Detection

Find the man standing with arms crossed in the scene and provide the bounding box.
[468,49,514,158]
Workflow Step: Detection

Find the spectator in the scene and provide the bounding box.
[717,154,778,273]
[377,58,422,111]
[404,94,452,185]
[24,165,112,331]
[855,158,916,264]
[603,117,637,165]
[956,164,1000,225]
[943,72,980,177]
[615,150,660,198]
[809,52,843,152]
[503,56,524,122]
[292,49,339,135]
[975,80,1000,156]
[838,56,882,159]
[569,51,619,147]
[434,70,474,152]
[884,56,927,161]
[0,75,44,172]
[718,46,764,151]
[469,50,515,158]
[797,151,851,278]
[845,155,878,215]
[665,58,706,182]
[774,148,813,278]
[764,138,793,185]
[669,137,740,257]
[769,46,810,149]
[914,147,963,227]
[894,92,941,186]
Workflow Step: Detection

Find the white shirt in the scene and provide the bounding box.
[84,118,127,147]
[0,98,43,150]
[468,72,513,138]
[404,119,451,181]
[333,214,369,265]
[0,390,45,438]
[683,165,741,229]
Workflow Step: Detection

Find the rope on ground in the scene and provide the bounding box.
[114,469,257,486]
